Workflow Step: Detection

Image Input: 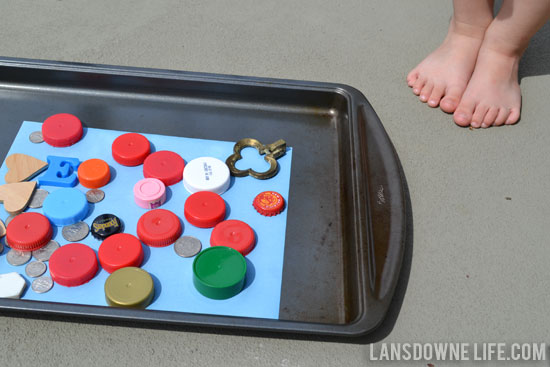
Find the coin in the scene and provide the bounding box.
[31,276,53,293]
[174,236,202,258]
[28,189,49,209]
[86,189,105,204]
[6,249,31,266]
[25,261,47,278]
[5,214,17,227]
[29,131,44,144]
[32,240,60,262]
[62,221,90,242]
[0,218,5,238]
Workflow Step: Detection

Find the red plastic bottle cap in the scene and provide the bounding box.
[42,113,83,147]
[210,220,256,256]
[184,191,226,228]
[98,233,144,273]
[253,191,285,217]
[143,151,185,186]
[49,243,99,287]
[112,133,151,166]
[137,209,182,247]
[5,212,53,252]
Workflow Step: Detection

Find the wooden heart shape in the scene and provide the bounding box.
[4,153,48,184]
[0,181,37,214]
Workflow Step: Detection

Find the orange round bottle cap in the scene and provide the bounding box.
[252,191,285,217]
[77,158,111,189]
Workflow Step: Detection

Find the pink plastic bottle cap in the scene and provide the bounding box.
[133,178,166,209]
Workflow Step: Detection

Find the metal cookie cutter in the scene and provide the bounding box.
[226,138,287,180]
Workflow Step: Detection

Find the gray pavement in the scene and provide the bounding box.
[1,1,549,366]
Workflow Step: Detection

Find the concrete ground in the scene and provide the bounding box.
[1,1,549,366]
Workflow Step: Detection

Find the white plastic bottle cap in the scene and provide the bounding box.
[183,157,230,195]
[0,272,27,299]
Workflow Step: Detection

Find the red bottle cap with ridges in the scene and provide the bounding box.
[6,212,53,252]
[98,233,144,273]
[49,243,99,287]
[143,151,185,186]
[253,191,285,217]
[210,220,256,256]
[42,113,83,147]
[184,191,226,228]
[137,209,182,247]
[112,133,151,166]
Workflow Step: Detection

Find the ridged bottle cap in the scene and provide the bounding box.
[6,212,52,252]
[137,209,182,247]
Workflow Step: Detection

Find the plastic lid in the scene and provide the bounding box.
[253,191,285,216]
[133,178,166,209]
[193,246,247,300]
[49,243,98,287]
[104,267,154,308]
[42,188,89,226]
[5,212,52,252]
[77,158,111,189]
[98,233,144,273]
[184,191,226,228]
[112,133,151,166]
[210,220,255,256]
[182,157,230,195]
[143,151,185,186]
[91,214,122,240]
[137,209,182,247]
[42,113,83,147]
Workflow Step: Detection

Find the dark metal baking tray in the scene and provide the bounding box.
[0,57,407,337]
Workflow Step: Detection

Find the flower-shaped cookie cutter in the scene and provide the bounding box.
[226,138,287,180]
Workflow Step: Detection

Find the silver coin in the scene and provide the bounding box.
[62,221,90,242]
[28,189,49,209]
[5,214,17,227]
[31,276,53,293]
[6,249,31,266]
[32,240,60,262]
[174,236,202,258]
[86,189,105,204]
[25,261,47,278]
[0,218,5,238]
[29,131,44,144]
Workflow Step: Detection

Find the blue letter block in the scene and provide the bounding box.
[39,156,81,187]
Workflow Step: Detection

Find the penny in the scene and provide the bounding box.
[86,189,105,204]
[174,236,202,258]
[32,240,60,262]
[31,276,53,293]
[29,131,44,144]
[6,249,31,266]
[28,189,49,209]
[25,261,47,278]
[62,221,90,242]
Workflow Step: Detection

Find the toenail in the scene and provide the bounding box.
[456,113,468,121]
[481,123,488,128]
[413,89,419,94]
[420,95,427,101]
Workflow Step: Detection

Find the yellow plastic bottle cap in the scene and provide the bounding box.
[104,267,154,308]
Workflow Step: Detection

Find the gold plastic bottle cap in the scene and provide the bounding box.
[104,267,154,308]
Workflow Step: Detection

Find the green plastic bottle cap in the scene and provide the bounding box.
[104,267,154,308]
[192,246,247,300]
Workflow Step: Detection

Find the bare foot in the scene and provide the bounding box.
[453,35,522,128]
[407,19,487,113]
